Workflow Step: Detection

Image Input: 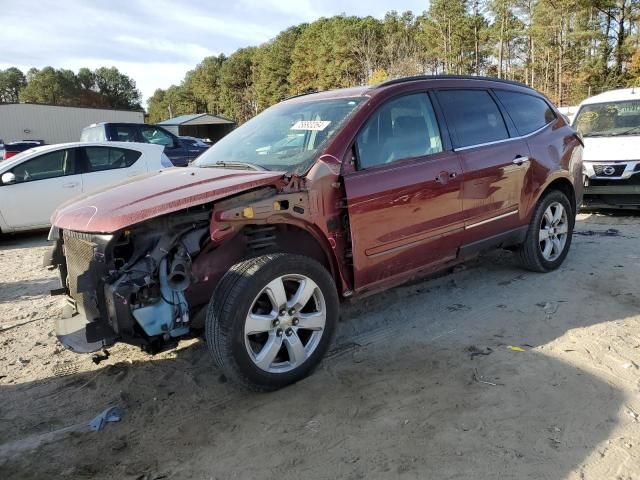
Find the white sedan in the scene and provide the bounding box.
[0,142,173,232]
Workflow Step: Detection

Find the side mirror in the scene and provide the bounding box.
[1,172,16,185]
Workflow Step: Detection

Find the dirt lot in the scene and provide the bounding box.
[1,213,639,479]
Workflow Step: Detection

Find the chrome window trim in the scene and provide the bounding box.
[465,210,519,230]
[454,122,553,152]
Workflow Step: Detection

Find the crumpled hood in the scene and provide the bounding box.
[51,167,285,233]
[582,136,640,161]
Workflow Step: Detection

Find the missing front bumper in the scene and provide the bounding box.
[55,298,116,353]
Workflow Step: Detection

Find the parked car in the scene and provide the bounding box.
[0,142,172,232]
[180,135,212,147]
[179,136,210,161]
[573,88,640,209]
[80,123,208,167]
[47,75,583,391]
[0,140,46,160]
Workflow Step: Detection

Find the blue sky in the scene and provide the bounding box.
[0,0,428,102]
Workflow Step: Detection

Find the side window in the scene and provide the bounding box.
[80,126,104,142]
[11,149,76,183]
[84,147,142,172]
[114,125,138,142]
[140,126,174,147]
[356,93,443,169]
[437,90,509,148]
[494,90,556,135]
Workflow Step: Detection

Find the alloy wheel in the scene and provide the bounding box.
[539,201,569,262]
[244,274,326,373]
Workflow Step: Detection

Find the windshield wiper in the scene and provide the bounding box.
[584,125,640,137]
[203,161,267,171]
[613,125,640,136]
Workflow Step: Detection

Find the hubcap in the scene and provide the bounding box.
[539,202,568,261]
[244,274,326,373]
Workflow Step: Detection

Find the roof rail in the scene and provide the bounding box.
[375,75,532,90]
[284,90,320,101]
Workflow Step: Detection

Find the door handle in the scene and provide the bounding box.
[435,171,457,184]
[512,156,530,166]
[62,182,79,188]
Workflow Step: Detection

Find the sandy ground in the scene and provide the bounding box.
[1,213,639,479]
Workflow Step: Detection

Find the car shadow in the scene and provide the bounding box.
[0,278,59,304]
[0,230,49,251]
[0,217,639,478]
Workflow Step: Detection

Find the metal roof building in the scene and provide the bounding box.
[0,103,144,144]
[156,113,235,144]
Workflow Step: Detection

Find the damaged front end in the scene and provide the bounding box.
[45,209,210,353]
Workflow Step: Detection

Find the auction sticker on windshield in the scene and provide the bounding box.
[291,120,331,131]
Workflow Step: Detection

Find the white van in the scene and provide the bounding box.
[573,88,640,209]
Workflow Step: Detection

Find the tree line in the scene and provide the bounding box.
[0,66,142,110]
[3,1,638,123]
[148,0,640,124]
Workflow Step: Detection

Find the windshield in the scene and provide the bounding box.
[573,99,640,137]
[193,97,366,174]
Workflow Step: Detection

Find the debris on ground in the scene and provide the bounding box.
[507,346,526,352]
[467,346,493,359]
[88,406,124,432]
[91,349,110,365]
[472,368,503,387]
[574,228,620,237]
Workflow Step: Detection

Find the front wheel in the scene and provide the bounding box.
[206,253,339,391]
[517,189,574,272]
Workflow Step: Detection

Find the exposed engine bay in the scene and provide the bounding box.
[47,207,211,354]
[44,180,342,355]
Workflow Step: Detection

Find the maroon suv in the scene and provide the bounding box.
[46,76,583,390]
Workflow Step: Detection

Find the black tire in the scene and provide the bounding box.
[517,189,574,272]
[206,253,339,391]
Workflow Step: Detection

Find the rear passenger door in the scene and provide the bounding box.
[436,89,531,237]
[343,92,464,290]
[80,146,144,194]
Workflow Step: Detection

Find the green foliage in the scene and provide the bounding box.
[253,26,306,109]
[288,16,366,93]
[10,66,140,109]
[219,47,258,124]
[137,0,637,122]
[6,1,640,122]
[185,54,226,114]
[0,67,27,102]
[92,67,142,109]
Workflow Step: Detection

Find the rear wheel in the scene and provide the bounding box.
[517,189,574,272]
[206,253,338,391]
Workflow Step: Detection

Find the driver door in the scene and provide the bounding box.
[0,148,81,229]
[343,92,465,290]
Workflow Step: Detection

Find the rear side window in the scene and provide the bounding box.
[114,125,138,142]
[356,93,443,169]
[83,147,142,172]
[437,90,509,148]
[495,90,556,135]
[80,126,105,142]
[10,149,76,183]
